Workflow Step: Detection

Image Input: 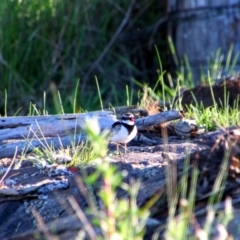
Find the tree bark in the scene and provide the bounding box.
[167,0,240,82]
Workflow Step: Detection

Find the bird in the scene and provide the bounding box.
[110,113,137,153]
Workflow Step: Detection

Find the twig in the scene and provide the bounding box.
[194,197,240,218]
[68,195,97,240]
[0,146,18,186]
[31,208,57,240]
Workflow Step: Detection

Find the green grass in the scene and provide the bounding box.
[1,2,240,237]
[3,75,238,239]
[0,0,165,115]
[2,102,236,239]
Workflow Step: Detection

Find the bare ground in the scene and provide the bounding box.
[1,126,240,239]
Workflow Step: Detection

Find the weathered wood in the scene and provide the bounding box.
[0,109,183,158]
[136,109,183,130]
[0,111,115,142]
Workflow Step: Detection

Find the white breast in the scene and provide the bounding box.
[111,125,137,144]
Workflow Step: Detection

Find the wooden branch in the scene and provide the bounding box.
[0,111,115,142]
[0,109,183,159]
[0,111,115,158]
[135,109,183,130]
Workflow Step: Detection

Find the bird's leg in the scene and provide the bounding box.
[116,143,120,154]
[124,143,127,154]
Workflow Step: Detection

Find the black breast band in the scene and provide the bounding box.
[121,122,134,135]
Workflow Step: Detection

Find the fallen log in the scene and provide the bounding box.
[0,109,183,158]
